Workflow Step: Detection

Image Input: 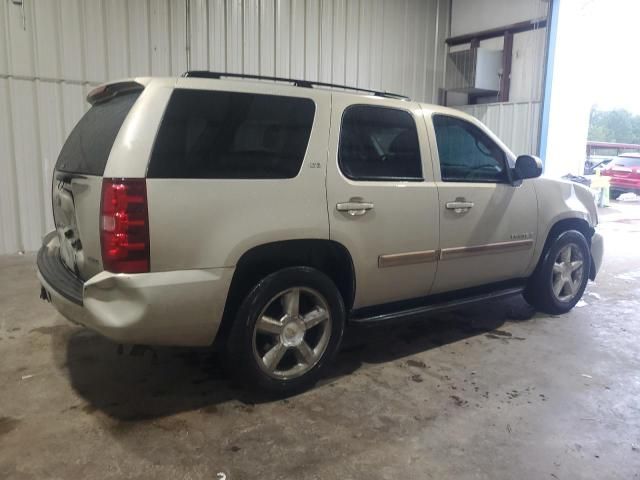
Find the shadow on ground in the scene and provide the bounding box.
[56,295,537,421]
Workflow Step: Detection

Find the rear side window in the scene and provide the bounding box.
[56,91,141,175]
[147,89,315,179]
[339,105,422,181]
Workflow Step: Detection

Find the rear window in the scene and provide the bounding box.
[612,156,640,168]
[147,89,316,179]
[55,91,141,175]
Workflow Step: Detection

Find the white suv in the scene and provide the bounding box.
[38,73,604,394]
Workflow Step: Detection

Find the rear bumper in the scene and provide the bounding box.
[590,231,604,280]
[609,180,640,194]
[37,234,234,346]
[37,243,84,305]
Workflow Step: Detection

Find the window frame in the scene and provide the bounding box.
[337,104,424,183]
[431,113,514,184]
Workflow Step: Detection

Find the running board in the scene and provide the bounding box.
[350,286,524,326]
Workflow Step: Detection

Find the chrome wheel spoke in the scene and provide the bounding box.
[551,243,585,303]
[302,307,329,330]
[253,286,332,380]
[294,341,316,365]
[553,276,565,297]
[262,341,287,371]
[282,289,300,317]
[256,315,283,335]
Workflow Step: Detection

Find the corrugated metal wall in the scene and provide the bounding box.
[0,0,450,255]
[457,101,542,157]
[187,0,449,101]
[0,0,189,255]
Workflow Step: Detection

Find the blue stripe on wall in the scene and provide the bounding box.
[539,0,560,166]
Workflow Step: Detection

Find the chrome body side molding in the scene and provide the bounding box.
[439,239,534,260]
[378,250,438,268]
[378,240,534,268]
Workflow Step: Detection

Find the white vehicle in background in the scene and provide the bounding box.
[38,72,604,394]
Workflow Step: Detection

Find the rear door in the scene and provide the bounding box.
[427,113,538,294]
[52,83,143,279]
[326,95,439,309]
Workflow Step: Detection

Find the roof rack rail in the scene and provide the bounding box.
[181,71,410,100]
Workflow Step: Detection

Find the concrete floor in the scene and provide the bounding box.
[1,201,640,480]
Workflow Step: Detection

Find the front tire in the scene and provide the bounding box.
[226,267,346,395]
[524,230,591,315]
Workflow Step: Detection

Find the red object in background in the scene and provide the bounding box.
[601,154,640,195]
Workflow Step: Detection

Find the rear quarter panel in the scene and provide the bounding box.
[146,79,332,271]
[54,78,173,279]
[104,78,176,178]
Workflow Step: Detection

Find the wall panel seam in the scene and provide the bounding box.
[5,79,23,251]
[31,79,46,236]
[78,0,88,82]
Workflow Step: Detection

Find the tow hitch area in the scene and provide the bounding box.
[40,286,51,302]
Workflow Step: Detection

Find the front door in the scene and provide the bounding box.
[427,113,538,294]
[326,95,439,309]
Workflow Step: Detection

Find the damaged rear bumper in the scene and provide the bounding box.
[37,232,233,346]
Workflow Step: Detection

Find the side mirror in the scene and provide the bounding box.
[514,155,543,181]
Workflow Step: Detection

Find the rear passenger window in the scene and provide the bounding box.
[339,105,422,181]
[148,89,315,179]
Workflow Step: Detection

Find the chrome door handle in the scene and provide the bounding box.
[336,201,374,216]
[445,201,474,213]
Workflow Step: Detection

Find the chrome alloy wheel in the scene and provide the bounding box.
[252,287,332,380]
[551,243,585,302]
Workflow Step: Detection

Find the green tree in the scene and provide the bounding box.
[589,107,640,144]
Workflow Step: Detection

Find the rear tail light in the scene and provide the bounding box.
[100,178,150,273]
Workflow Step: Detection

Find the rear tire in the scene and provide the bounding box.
[524,230,591,315]
[226,267,345,395]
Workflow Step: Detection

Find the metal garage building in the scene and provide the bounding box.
[0,0,547,255]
